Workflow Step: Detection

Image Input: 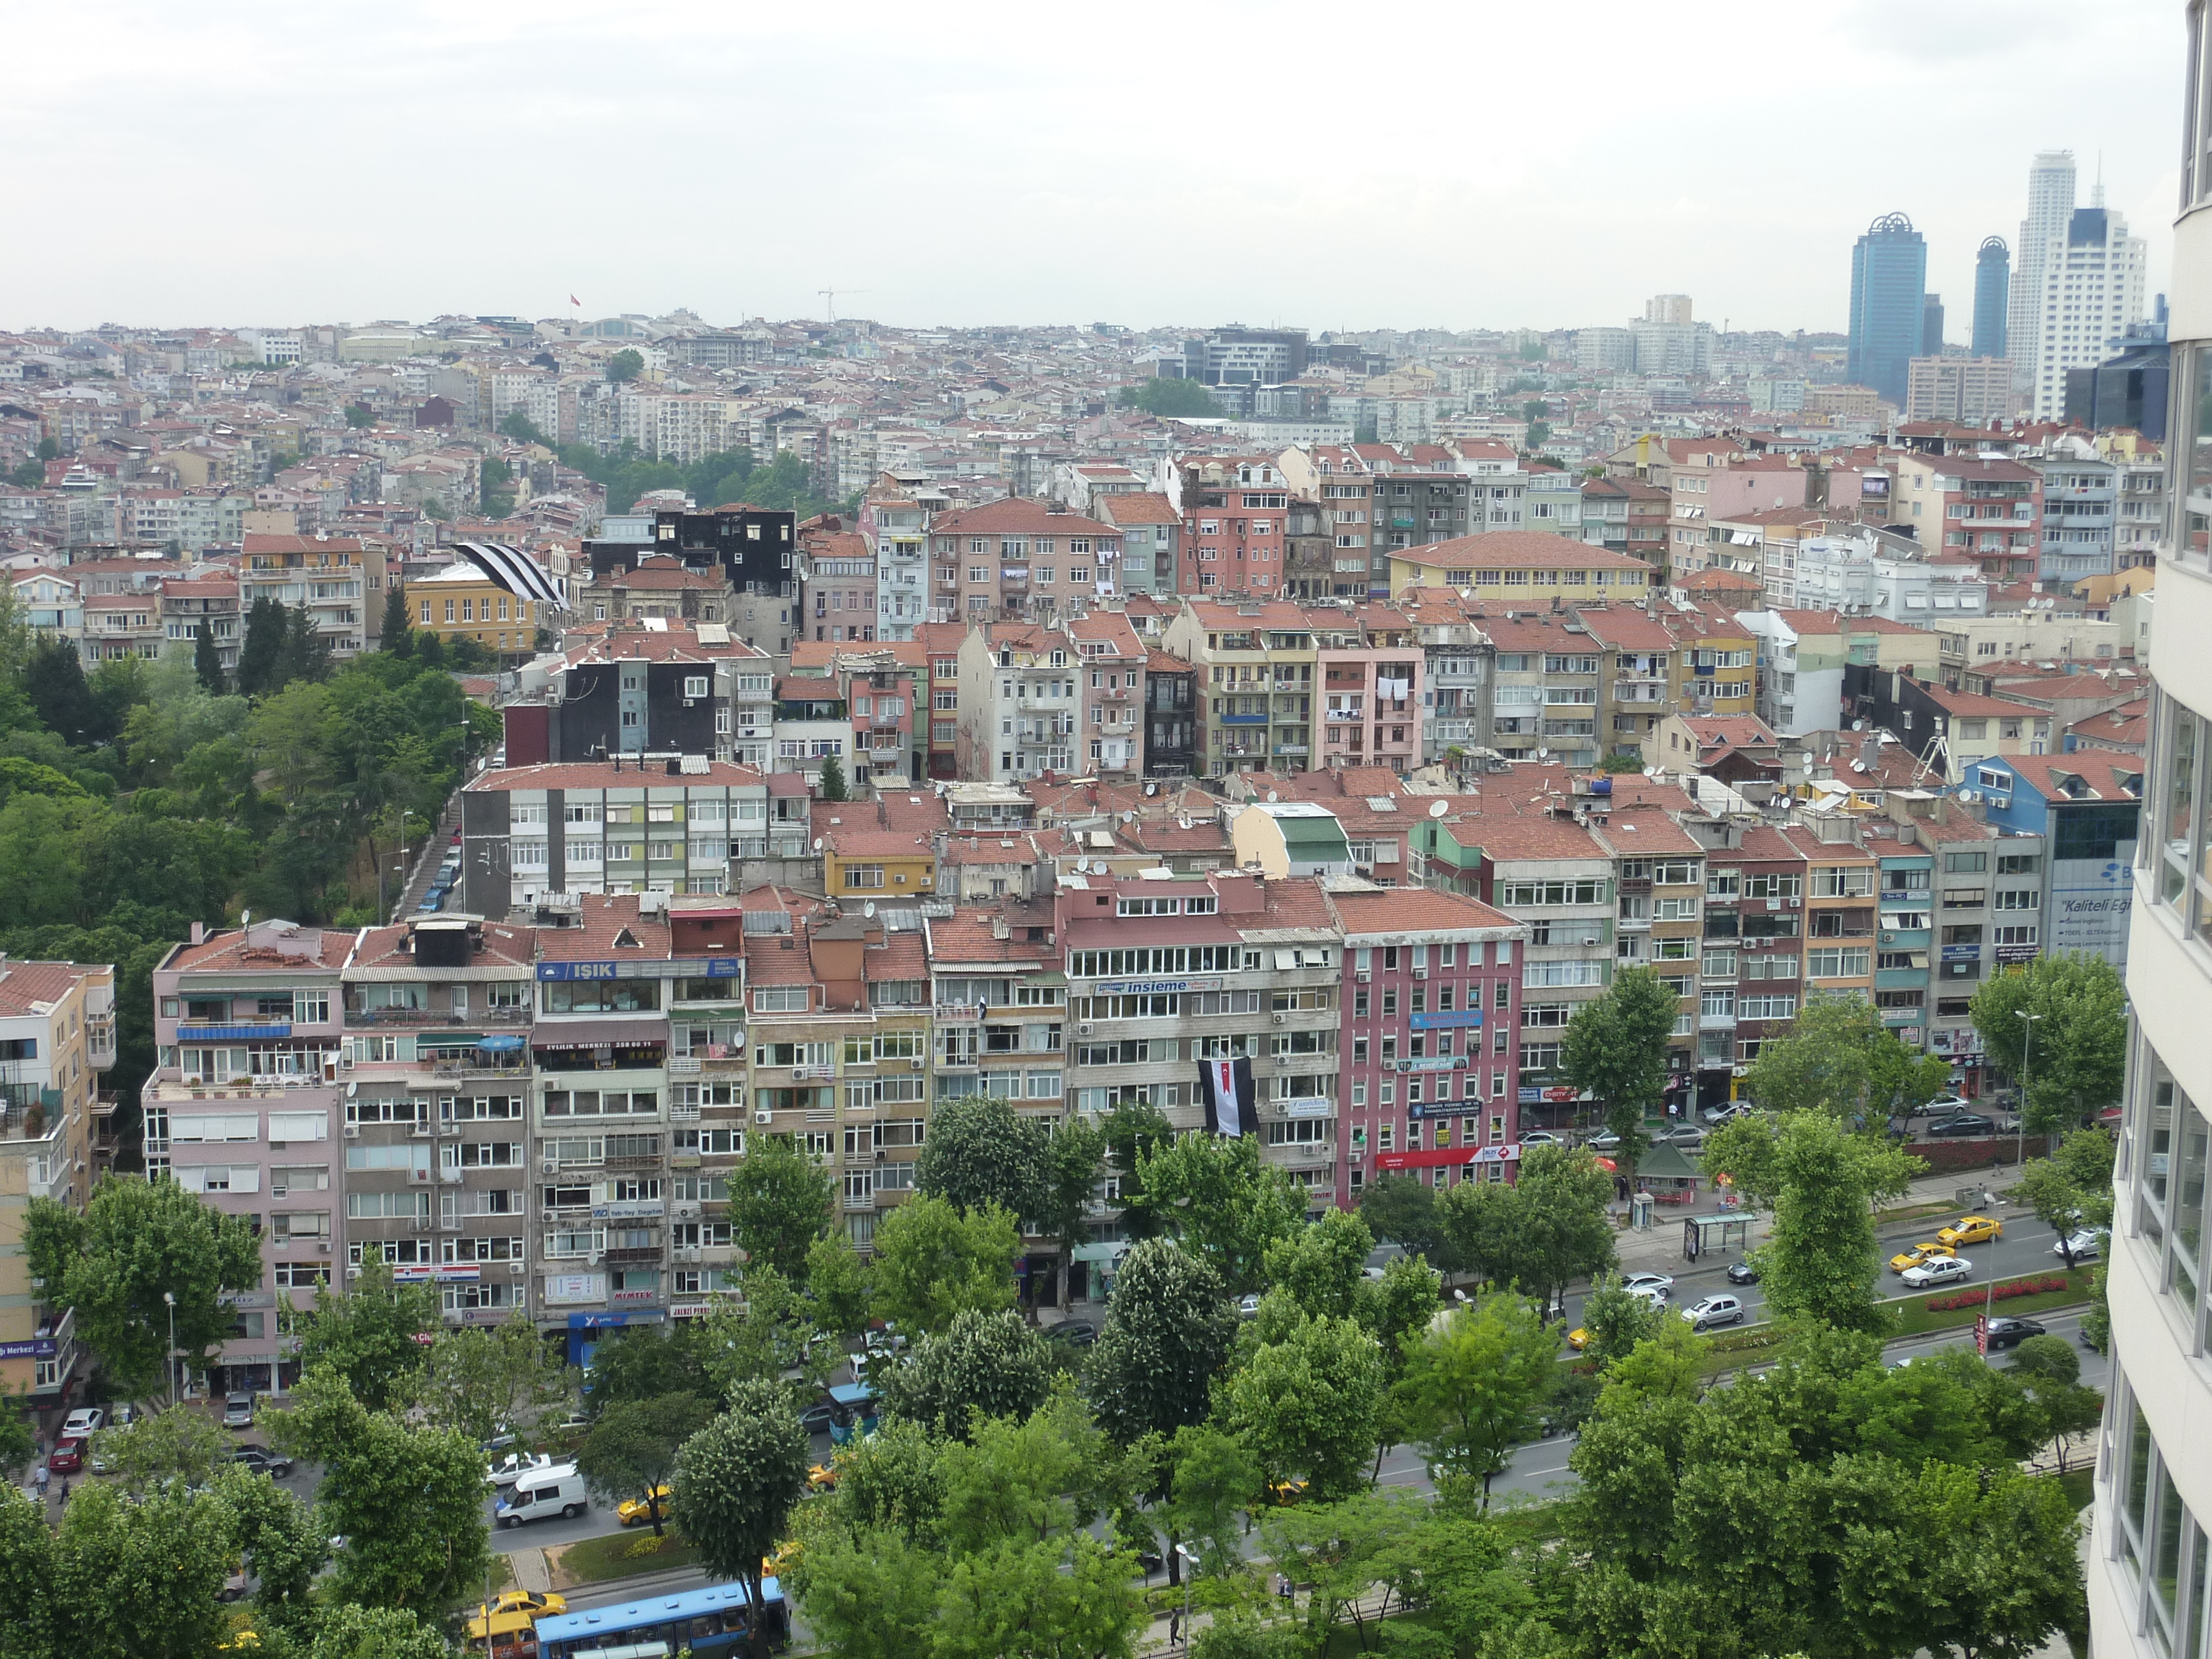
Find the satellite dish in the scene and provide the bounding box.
[811,838,823,853]
[864,901,876,918]
[1267,790,1279,803]
[1538,748,1550,759]
[1178,814,1193,831]
[1852,719,1866,731]
[1429,799,1449,818]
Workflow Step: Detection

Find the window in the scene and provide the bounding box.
[752,987,808,1013]
[1807,947,1869,979]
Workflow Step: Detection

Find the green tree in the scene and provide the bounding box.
[1035,1114,1107,1307]
[671,1379,813,1659]
[190,620,226,696]
[2009,1334,2105,1472]
[1972,951,2130,1133]
[726,1134,834,1278]
[915,1094,1048,1220]
[1576,1273,1664,1369]
[575,1392,713,1538]
[414,1312,571,1445]
[497,410,552,446]
[1224,1302,1383,1500]
[36,436,60,460]
[1133,1130,1309,1295]
[1085,1237,1238,1449]
[1744,987,1951,1124]
[1115,378,1222,418]
[1437,1142,1616,1315]
[275,599,333,687]
[1396,1292,1557,1506]
[36,1478,239,1659]
[606,349,645,384]
[869,1195,1019,1334]
[806,1230,873,1336]
[344,404,374,427]
[817,753,848,801]
[306,1604,457,1659]
[1098,1101,1174,1240]
[1355,1173,1462,1275]
[1165,1424,1263,1577]
[266,1367,491,1617]
[1558,964,1677,1178]
[583,1321,711,1415]
[878,1307,1056,1438]
[2016,1126,2117,1268]
[379,582,412,655]
[0,1385,32,1480]
[7,458,41,487]
[24,1175,263,1398]
[1703,1108,1920,1333]
[25,635,98,745]
[1262,1206,1372,1321]
[234,595,289,697]
[1257,1489,1430,1657]
[283,1255,439,1412]
[85,1404,233,1496]
[699,1264,830,1401]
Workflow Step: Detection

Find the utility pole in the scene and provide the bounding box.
[2016,1011,2043,1168]
[163,1291,177,1407]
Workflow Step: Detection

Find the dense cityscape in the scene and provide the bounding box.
[1,12,2208,1659]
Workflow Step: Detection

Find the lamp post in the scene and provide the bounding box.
[1173,1542,1196,1652]
[162,1291,176,1408]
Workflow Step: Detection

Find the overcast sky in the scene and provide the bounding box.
[2,0,2189,339]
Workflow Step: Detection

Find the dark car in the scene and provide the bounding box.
[1924,1113,1998,1139]
[48,1436,85,1475]
[1045,1321,1097,1349]
[1984,1316,2048,1352]
[1726,1261,1760,1285]
[799,1403,837,1436]
[232,1447,295,1478]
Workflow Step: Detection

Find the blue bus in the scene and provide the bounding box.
[532,1579,788,1658]
[827,1381,878,1445]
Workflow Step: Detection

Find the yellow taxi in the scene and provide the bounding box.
[1566,1327,1592,1351]
[808,1462,838,1492]
[477,1591,568,1621]
[1938,1215,2004,1248]
[617,1487,672,1528]
[1887,1241,1956,1274]
[1265,1478,1308,1507]
[765,1539,802,1579]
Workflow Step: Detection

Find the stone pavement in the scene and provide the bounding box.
[507,1546,555,1594]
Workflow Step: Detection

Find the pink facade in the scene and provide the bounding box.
[1316,648,1423,774]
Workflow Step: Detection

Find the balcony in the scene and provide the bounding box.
[345,1006,532,1028]
[603,1245,665,1266]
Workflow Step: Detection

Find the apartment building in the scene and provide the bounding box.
[1093,493,1181,598]
[1966,751,2142,971]
[1682,822,1808,1111]
[411,549,559,663]
[1144,649,1199,778]
[1056,870,1342,1213]
[1580,477,1672,571]
[0,959,116,1400]
[575,557,737,629]
[1596,817,1704,1079]
[161,575,241,673]
[1405,596,1493,764]
[148,920,351,1396]
[1386,532,1657,607]
[242,532,384,656]
[1274,444,1378,598]
[2091,35,2212,1629]
[2030,453,2120,584]
[1161,598,1322,777]
[458,760,775,913]
[929,498,1122,625]
[856,477,935,640]
[1171,457,1292,597]
[502,627,775,770]
[1742,609,1939,739]
[954,623,1081,783]
[340,917,539,1330]
[799,531,879,645]
[1067,610,1147,779]
[1333,886,1525,1208]
[1310,614,1423,776]
[78,591,164,665]
[1781,823,1879,1006]
[1885,452,2045,583]
[1474,610,1604,770]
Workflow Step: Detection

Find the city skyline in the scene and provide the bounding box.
[0,0,2185,335]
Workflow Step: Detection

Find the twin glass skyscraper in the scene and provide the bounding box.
[1847,212,1928,407]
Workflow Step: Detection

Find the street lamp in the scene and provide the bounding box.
[1173,1542,1197,1652]
[162,1291,176,1408]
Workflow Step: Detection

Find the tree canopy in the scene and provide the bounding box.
[1744,988,1951,1123]
[1971,952,2129,1131]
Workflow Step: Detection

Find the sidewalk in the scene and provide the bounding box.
[1607,1164,2015,1286]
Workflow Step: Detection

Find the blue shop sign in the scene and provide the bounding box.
[1408,1010,1483,1031]
[538,956,744,982]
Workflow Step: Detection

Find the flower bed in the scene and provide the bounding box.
[1925,1275,2070,1312]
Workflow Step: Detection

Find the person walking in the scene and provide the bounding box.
[1168,1608,1182,1647]
[32,1462,49,1504]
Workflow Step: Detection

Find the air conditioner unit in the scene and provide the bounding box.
[1355,970,1370,984]
[1078,1023,1094,1036]
[792,1067,808,1080]
[338,1055,353,1071]
[540,1158,558,1174]
[1957,788,1982,804]
[269,1141,286,1152]
[1272,1013,1286,1025]
[909,1057,923,1071]
[318,1240,331,1254]
[409,1123,430,1138]
[1581,937,1599,947]
[756,1110,774,1125]
[1881,932,1897,943]
[343,1124,360,1139]
[1786,898,1801,908]
[507,1261,525,1275]
[1412,967,1429,980]
[345,1265,362,1280]
[588,1251,603,1265]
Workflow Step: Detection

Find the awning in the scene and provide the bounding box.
[476,1034,525,1052]
[529,1018,670,1051]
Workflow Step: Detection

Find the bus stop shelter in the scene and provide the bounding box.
[1681,1210,1758,1265]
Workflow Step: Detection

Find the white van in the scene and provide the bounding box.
[494,1462,588,1528]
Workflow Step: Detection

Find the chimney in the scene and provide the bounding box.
[190,921,206,945]
[1860,733,1880,773]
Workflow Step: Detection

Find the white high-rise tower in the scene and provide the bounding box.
[2029,200,2147,421]
[2009,150,2078,390]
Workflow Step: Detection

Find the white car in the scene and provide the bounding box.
[2054,1230,2103,1262]
[1680,1295,1747,1330]
[1518,1130,1564,1146]
[1620,1273,1675,1298]
[485,1452,555,1489]
[1919,1094,1972,1117]
[1901,1255,1974,1289]
[59,1408,103,1439]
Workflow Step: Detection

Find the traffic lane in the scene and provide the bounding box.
[1557,1221,2085,1339]
[478,1429,838,1553]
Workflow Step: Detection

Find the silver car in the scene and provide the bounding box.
[1680,1295,1746,1331]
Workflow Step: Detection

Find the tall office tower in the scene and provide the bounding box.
[2009,151,2078,389]
[2031,204,2148,420]
[1922,293,1946,357]
[1644,294,1694,325]
[1972,236,2011,360]
[2088,15,2212,1653]
[1846,213,1928,408]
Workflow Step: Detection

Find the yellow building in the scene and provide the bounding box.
[1384,531,1655,601]
[820,828,939,900]
[412,552,557,662]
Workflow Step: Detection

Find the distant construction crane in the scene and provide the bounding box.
[819,287,872,325]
